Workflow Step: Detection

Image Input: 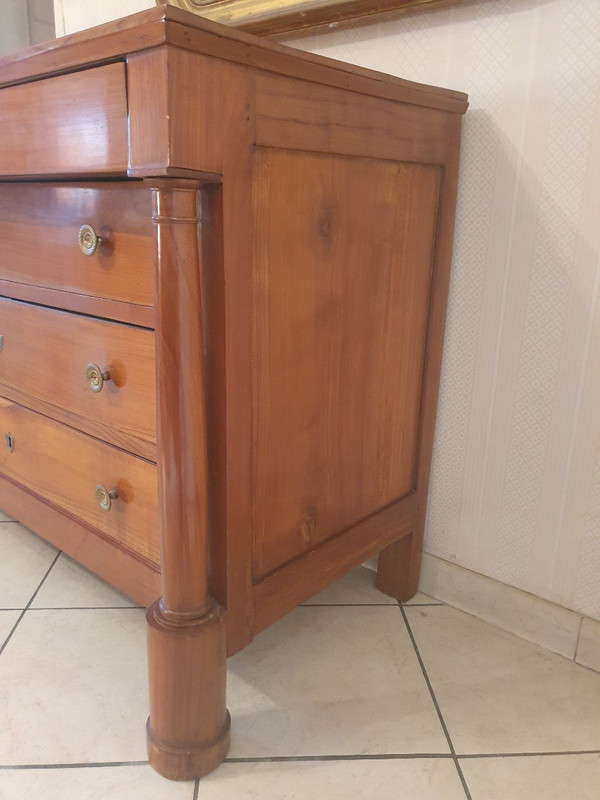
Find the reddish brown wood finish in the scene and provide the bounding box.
[0,398,158,562]
[0,298,156,458]
[0,63,128,177]
[252,494,416,636]
[377,114,464,601]
[0,7,467,784]
[0,280,154,328]
[145,180,230,778]
[0,475,160,606]
[251,149,440,578]
[0,182,155,308]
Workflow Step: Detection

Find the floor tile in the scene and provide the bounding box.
[0,523,58,609]
[576,616,600,673]
[0,765,195,799]
[198,759,466,799]
[0,611,20,649]
[31,553,139,609]
[460,754,600,800]
[227,606,449,757]
[0,509,14,522]
[419,553,582,657]
[403,591,442,606]
[405,605,600,754]
[302,566,397,605]
[0,608,148,764]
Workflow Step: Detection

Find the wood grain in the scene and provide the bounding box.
[0,298,156,458]
[251,148,440,578]
[0,182,155,307]
[251,494,415,638]
[0,397,159,563]
[255,72,448,165]
[0,63,128,177]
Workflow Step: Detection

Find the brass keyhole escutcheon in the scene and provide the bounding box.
[5,432,14,453]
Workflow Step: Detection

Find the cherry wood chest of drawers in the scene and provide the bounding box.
[0,7,467,781]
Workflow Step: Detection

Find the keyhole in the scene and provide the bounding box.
[5,432,14,453]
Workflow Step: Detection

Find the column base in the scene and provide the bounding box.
[147,711,231,781]
[146,600,230,781]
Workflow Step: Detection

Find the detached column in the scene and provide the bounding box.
[145,179,230,780]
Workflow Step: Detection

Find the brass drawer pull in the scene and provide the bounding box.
[86,363,111,393]
[78,224,104,256]
[95,484,118,512]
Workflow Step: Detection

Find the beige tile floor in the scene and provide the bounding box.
[1,519,600,799]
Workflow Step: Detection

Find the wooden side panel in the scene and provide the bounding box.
[0,299,156,458]
[0,182,155,308]
[0,63,128,177]
[252,148,440,579]
[0,398,158,563]
[255,72,448,165]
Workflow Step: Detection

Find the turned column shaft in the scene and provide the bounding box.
[152,181,211,616]
[146,179,230,781]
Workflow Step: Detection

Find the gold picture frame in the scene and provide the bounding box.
[162,0,468,36]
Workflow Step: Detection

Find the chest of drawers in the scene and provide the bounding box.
[0,6,467,781]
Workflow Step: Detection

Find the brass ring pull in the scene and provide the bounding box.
[95,484,118,512]
[78,224,104,256]
[86,363,110,393]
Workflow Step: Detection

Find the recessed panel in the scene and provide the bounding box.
[252,148,440,578]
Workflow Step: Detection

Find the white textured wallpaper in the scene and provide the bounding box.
[287,0,600,619]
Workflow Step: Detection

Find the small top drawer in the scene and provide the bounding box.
[0,63,128,177]
[0,182,154,310]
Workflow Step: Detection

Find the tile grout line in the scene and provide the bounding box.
[225,754,455,764]
[458,750,600,759]
[0,550,62,657]
[399,604,473,800]
[299,602,444,608]
[193,779,200,800]
[0,761,150,770]
[15,606,145,611]
[574,614,585,664]
[2,749,600,771]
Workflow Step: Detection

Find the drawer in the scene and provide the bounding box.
[0,182,154,309]
[0,63,128,177]
[0,398,159,564]
[0,299,156,458]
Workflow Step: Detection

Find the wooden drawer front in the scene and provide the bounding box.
[0,299,156,458]
[0,182,154,309]
[0,64,128,177]
[0,398,158,564]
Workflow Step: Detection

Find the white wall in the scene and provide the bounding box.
[0,0,54,56]
[54,0,600,620]
[53,0,153,37]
